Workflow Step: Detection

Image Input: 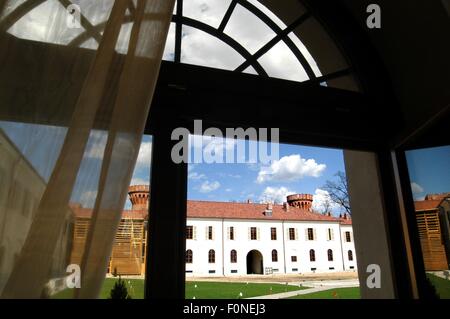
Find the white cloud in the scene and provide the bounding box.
[189,172,206,180]
[84,130,107,159]
[84,132,152,173]
[80,190,97,208]
[411,182,424,194]
[312,188,340,214]
[225,188,232,192]
[257,154,326,183]
[259,186,295,204]
[189,135,238,163]
[199,180,221,193]
[136,141,152,166]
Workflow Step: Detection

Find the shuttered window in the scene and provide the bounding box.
[186,226,193,239]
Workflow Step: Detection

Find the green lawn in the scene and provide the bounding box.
[52,278,146,299]
[287,287,360,299]
[53,278,307,299]
[185,281,306,299]
[427,273,450,299]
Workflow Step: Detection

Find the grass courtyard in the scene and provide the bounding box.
[53,278,307,299]
[52,273,450,299]
[427,273,450,299]
[287,287,360,299]
[185,281,306,299]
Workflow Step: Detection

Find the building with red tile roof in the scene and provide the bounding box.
[70,185,356,276]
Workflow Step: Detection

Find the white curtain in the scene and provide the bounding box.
[0,0,175,298]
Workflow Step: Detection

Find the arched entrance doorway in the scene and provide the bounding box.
[246,250,263,274]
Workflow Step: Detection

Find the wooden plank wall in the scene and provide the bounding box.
[416,211,449,270]
[71,217,146,276]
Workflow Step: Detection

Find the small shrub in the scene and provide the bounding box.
[109,276,132,299]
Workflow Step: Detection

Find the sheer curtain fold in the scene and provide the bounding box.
[0,0,174,298]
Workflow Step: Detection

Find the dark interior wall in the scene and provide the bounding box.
[339,0,450,146]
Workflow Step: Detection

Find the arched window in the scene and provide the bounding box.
[4,1,357,90]
[208,249,215,263]
[186,249,193,264]
[230,250,237,263]
[272,249,278,262]
[348,250,353,261]
[309,249,316,262]
[327,249,333,261]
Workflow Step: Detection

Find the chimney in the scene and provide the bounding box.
[247,199,252,204]
[343,213,348,220]
[264,202,273,216]
[283,202,289,212]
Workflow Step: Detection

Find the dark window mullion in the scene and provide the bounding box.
[303,68,352,85]
[235,13,311,73]
[173,15,268,77]
[218,0,237,33]
[174,0,183,63]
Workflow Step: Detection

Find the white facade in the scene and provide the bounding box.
[185,217,357,277]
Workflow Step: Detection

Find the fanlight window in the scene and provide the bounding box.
[1,0,357,89]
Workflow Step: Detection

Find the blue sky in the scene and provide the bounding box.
[186,141,344,203]
[406,145,450,200]
[2,121,448,212]
[128,135,346,214]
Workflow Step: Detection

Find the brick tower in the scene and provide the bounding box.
[128,185,150,210]
[286,194,313,211]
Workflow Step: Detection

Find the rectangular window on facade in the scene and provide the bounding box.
[186,225,193,240]
[307,228,314,241]
[228,226,234,240]
[271,227,277,240]
[345,231,351,242]
[291,256,297,262]
[208,226,213,240]
[327,228,334,241]
[250,227,258,240]
[289,228,296,240]
[186,250,193,263]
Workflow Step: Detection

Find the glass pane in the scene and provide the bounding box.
[246,0,288,29]
[183,0,232,29]
[258,41,309,82]
[6,0,85,45]
[288,32,322,77]
[292,17,349,76]
[185,135,360,299]
[181,25,245,70]
[55,136,152,299]
[224,4,276,54]
[163,22,176,61]
[0,0,27,21]
[406,145,450,299]
[246,0,308,28]
[74,0,114,26]
[243,66,258,75]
